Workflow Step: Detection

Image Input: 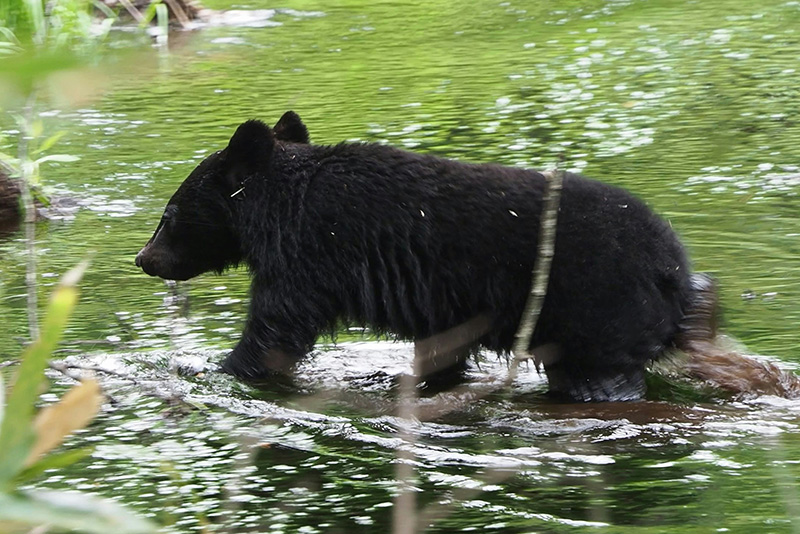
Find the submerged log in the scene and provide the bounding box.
[0,169,21,235]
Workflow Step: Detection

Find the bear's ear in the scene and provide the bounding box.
[223,120,275,193]
[226,119,275,171]
[273,111,309,144]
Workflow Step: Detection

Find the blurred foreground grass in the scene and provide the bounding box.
[0,262,158,533]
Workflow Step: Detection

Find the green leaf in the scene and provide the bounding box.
[30,186,51,207]
[0,27,20,45]
[156,3,169,35]
[23,0,46,45]
[0,416,35,489]
[13,448,93,485]
[0,151,20,170]
[31,130,66,155]
[34,154,80,164]
[140,0,161,26]
[0,262,87,486]
[0,490,159,533]
[0,43,21,56]
[30,119,43,139]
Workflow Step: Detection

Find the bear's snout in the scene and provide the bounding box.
[135,245,197,281]
[135,246,158,276]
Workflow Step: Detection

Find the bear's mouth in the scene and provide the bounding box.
[135,251,160,278]
[136,246,170,279]
[135,247,201,281]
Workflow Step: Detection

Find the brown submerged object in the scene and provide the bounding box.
[677,274,800,398]
[0,169,21,234]
[684,343,800,399]
[102,0,206,26]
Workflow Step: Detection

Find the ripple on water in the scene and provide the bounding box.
[23,334,800,533]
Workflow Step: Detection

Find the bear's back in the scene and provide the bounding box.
[263,142,691,363]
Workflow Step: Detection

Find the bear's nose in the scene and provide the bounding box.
[135,249,145,267]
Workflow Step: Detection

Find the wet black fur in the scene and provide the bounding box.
[137,111,696,401]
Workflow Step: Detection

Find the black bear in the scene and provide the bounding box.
[136,111,713,402]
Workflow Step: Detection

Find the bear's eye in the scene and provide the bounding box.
[162,205,178,222]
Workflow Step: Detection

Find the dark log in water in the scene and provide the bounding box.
[0,169,20,235]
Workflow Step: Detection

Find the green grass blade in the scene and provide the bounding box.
[31,130,65,155]
[0,261,87,486]
[22,0,45,45]
[91,0,117,20]
[140,0,160,26]
[13,448,93,485]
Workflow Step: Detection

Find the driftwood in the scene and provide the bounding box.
[101,0,206,26]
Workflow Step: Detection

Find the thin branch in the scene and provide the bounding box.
[116,0,145,23]
[46,360,203,410]
[511,168,564,375]
[389,166,564,531]
[18,92,39,341]
[392,363,420,534]
[48,361,140,385]
[162,0,191,28]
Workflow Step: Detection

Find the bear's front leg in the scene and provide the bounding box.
[221,335,305,379]
[220,282,324,380]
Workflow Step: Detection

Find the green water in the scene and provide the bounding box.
[2,0,800,532]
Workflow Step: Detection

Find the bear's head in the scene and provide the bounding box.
[135,111,309,281]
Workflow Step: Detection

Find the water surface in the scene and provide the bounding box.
[1,0,800,531]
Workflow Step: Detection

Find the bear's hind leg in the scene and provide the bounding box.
[411,316,492,392]
[543,360,647,402]
[412,342,471,392]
